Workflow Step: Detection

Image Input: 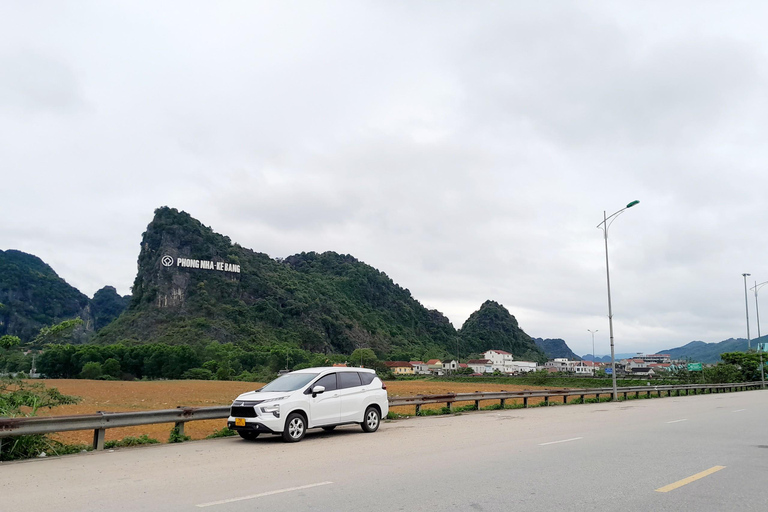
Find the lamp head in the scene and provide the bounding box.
[626,200,640,208]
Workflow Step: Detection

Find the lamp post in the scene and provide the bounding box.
[742,273,751,350]
[587,329,598,377]
[751,280,768,390]
[597,200,639,401]
[750,280,768,340]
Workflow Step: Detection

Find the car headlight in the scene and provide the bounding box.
[260,404,280,418]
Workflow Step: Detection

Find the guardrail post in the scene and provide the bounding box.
[580,394,585,402]
[623,392,627,400]
[446,402,452,412]
[544,396,549,406]
[646,390,650,398]
[523,397,528,408]
[500,399,506,409]
[563,395,567,404]
[93,428,105,451]
[415,404,421,415]
[475,400,480,410]
[174,421,185,438]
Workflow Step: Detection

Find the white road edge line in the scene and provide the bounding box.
[733,409,746,413]
[666,419,688,424]
[538,437,583,446]
[196,481,334,508]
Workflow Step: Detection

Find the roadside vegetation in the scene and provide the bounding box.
[0,377,83,461]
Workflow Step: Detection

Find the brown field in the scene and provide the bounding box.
[30,379,567,446]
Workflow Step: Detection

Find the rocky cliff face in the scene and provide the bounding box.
[98,207,459,356]
[0,250,91,341]
[0,250,131,342]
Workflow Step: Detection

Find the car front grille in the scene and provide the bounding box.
[231,406,257,418]
[230,400,264,418]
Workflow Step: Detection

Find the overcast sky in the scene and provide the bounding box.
[3,1,767,356]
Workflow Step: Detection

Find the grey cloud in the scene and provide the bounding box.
[2,1,768,356]
[0,51,86,113]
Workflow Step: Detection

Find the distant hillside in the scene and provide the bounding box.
[534,338,581,360]
[582,353,637,363]
[95,207,459,357]
[0,250,130,342]
[659,338,760,363]
[0,250,90,341]
[459,301,546,363]
[90,286,131,330]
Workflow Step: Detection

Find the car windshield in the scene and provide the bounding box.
[259,373,319,392]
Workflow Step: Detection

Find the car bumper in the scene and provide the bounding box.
[227,415,284,434]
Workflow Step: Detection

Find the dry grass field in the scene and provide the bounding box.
[30,379,565,446]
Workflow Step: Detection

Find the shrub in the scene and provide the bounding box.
[79,361,103,380]
[181,368,214,380]
[104,435,159,449]
[0,377,80,461]
[168,426,191,443]
[206,427,236,439]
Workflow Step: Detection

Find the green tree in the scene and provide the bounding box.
[720,351,764,382]
[33,318,85,347]
[79,361,103,379]
[702,363,741,384]
[0,335,21,349]
[102,358,121,379]
[350,348,378,367]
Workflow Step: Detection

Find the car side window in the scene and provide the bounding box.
[338,371,362,389]
[358,372,375,385]
[314,373,337,391]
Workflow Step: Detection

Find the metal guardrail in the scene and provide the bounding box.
[0,382,762,451]
[387,382,763,411]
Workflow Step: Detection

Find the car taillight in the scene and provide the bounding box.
[381,382,387,390]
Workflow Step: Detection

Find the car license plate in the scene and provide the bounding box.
[235,418,246,427]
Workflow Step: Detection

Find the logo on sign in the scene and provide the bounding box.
[161,255,175,267]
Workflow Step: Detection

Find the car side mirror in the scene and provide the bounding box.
[311,385,325,397]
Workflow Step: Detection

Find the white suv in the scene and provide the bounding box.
[227,367,389,443]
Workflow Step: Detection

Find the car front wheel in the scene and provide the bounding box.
[282,413,307,443]
[361,406,380,433]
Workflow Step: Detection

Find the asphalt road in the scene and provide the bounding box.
[3,390,767,511]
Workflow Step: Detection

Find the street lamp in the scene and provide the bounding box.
[597,200,640,401]
[742,273,751,350]
[750,280,768,340]
[751,280,768,390]
[587,329,598,378]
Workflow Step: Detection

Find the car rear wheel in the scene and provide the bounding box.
[238,431,260,441]
[282,413,306,442]
[361,406,380,433]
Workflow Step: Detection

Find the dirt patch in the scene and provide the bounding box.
[33,379,263,445]
[28,379,577,445]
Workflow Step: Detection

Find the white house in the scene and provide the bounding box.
[442,360,459,372]
[483,350,538,374]
[573,360,599,376]
[467,359,493,374]
[410,361,430,375]
[484,350,515,372]
[545,358,580,372]
[509,361,538,373]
